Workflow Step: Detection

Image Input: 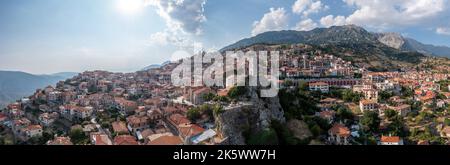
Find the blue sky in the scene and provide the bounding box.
[1,0,450,74]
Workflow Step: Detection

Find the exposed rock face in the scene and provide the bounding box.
[377,33,405,49]
[286,119,312,141]
[215,87,285,145]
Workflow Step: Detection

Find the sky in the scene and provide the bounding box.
[1,0,450,74]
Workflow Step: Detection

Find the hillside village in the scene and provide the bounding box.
[1,43,450,145]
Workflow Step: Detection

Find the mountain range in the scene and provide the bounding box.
[0,71,77,108]
[141,61,171,71]
[375,32,450,57]
[2,25,449,108]
[221,25,450,71]
[222,25,450,58]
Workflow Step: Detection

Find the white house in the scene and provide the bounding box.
[309,82,330,93]
[379,135,403,145]
[359,99,378,112]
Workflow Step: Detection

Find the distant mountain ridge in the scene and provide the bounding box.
[0,71,77,108]
[221,25,450,58]
[141,61,171,71]
[47,72,78,79]
[375,33,450,57]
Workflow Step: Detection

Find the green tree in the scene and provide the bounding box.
[360,111,381,133]
[342,90,361,103]
[336,107,354,122]
[101,122,111,129]
[354,73,363,78]
[279,89,320,120]
[69,128,88,145]
[41,131,54,144]
[227,86,247,99]
[401,86,414,98]
[378,91,393,102]
[437,80,450,92]
[270,120,300,145]
[384,109,397,120]
[212,104,224,116]
[213,95,229,102]
[202,93,216,102]
[298,81,309,92]
[444,118,450,126]
[247,128,279,145]
[187,108,201,121]
[283,80,294,87]
[310,124,322,137]
[386,116,406,136]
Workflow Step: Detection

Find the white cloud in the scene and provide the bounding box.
[342,0,447,29]
[148,30,203,51]
[320,15,347,27]
[292,0,328,17]
[252,8,289,36]
[146,0,208,55]
[294,19,318,31]
[436,27,450,35]
[145,0,207,35]
[148,32,171,46]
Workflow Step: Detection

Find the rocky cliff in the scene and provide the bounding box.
[214,87,285,145]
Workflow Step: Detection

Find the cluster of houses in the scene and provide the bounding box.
[269,45,450,145]
[0,62,225,145]
[306,69,450,145]
[1,44,450,146]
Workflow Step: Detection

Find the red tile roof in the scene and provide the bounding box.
[168,113,191,126]
[112,121,128,134]
[24,125,42,131]
[329,123,350,137]
[147,135,183,145]
[381,136,400,143]
[47,137,73,145]
[91,133,112,145]
[309,82,329,86]
[114,135,139,145]
[179,124,205,138]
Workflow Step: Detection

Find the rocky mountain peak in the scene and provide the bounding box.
[377,32,405,49]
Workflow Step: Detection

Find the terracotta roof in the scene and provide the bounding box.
[144,97,162,105]
[442,126,450,134]
[115,97,137,107]
[417,140,429,145]
[444,92,450,98]
[127,115,149,126]
[320,111,335,118]
[320,98,337,103]
[329,123,350,137]
[309,82,329,86]
[47,137,73,145]
[140,129,155,139]
[218,88,231,97]
[114,135,139,145]
[147,108,162,116]
[91,133,112,145]
[24,125,42,131]
[381,136,400,143]
[360,99,377,105]
[168,113,191,126]
[394,104,411,110]
[179,124,205,138]
[0,113,7,121]
[112,121,128,134]
[147,135,183,145]
[193,87,211,95]
[164,106,179,114]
